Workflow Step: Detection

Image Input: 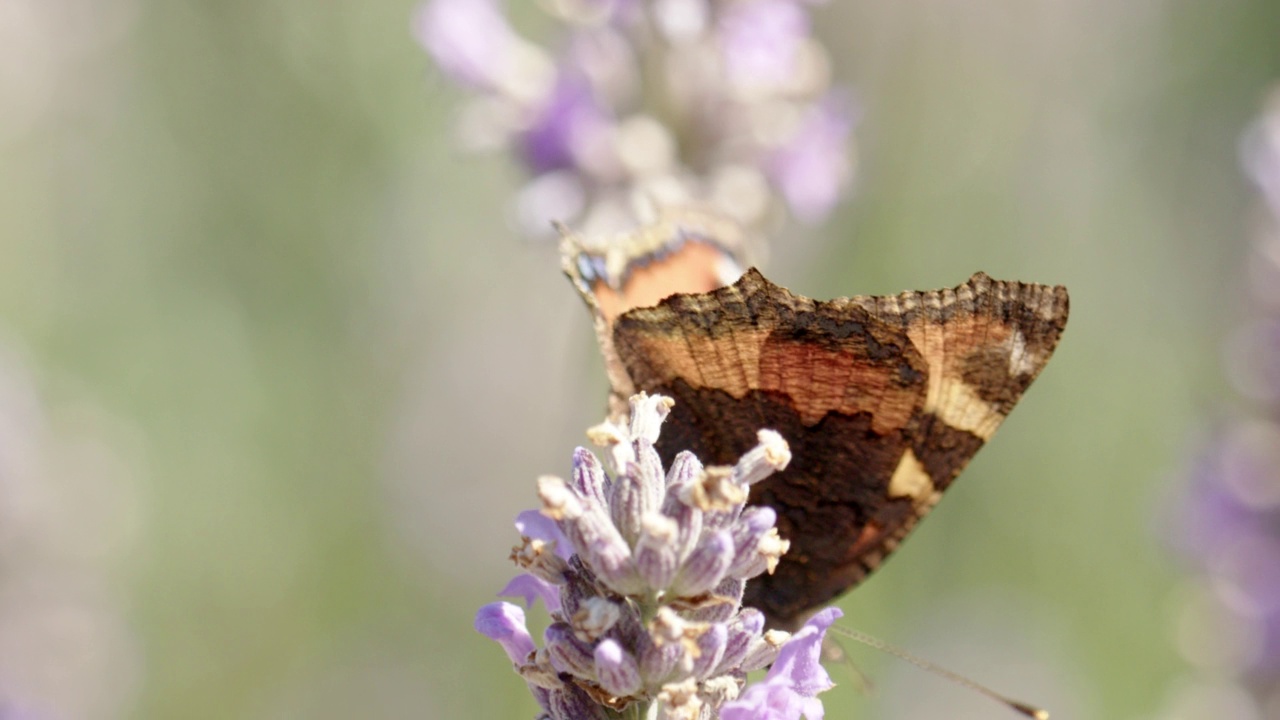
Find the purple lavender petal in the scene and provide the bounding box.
[499,572,563,612]
[720,674,816,720]
[766,606,841,696]
[519,73,608,175]
[718,0,809,89]
[516,509,573,560]
[474,602,537,663]
[720,607,840,719]
[1173,448,1261,565]
[767,92,855,224]
[412,0,521,89]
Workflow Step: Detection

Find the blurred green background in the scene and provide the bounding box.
[2,0,1279,718]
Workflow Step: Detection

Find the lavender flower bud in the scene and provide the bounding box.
[731,429,791,487]
[650,607,709,680]
[671,528,734,597]
[575,508,645,595]
[628,391,673,444]
[637,441,667,519]
[726,506,790,580]
[665,450,704,490]
[544,622,595,678]
[541,475,644,594]
[716,607,765,675]
[571,446,609,509]
[634,512,681,590]
[661,464,704,563]
[610,449,664,544]
[586,419,637,472]
[682,577,744,623]
[740,629,789,672]
[638,627,683,688]
[690,622,728,679]
[594,638,643,696]
[548,684,610,720]
[537,475,585,525]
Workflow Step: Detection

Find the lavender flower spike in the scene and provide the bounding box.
[476,391,844,718]
[416,0,856,235]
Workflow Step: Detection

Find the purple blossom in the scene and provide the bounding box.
[1164,89,1280,715]
[514,509,571,559]
[474,602,536,664]
[412,0,523,90]
[519,73,611,175]
[720,607,842,720]
[718,0,810,90]
[767,92,856,224]
[498,573,561,611]
[415,0,857,233]
[474,392,841,719]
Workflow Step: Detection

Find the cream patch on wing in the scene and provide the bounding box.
[906,326,1003,440]
[887,449,937,505]
[1006,330,1045,377]
[930,381,1003,441]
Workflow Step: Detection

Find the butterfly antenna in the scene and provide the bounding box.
[828,625,1050,720]
[823,636,876,696]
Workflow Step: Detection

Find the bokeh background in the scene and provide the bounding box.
[2,0,1280,718]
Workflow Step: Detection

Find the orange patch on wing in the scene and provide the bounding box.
[592,243,737,322]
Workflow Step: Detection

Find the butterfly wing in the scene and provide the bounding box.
[610,269,1069,628]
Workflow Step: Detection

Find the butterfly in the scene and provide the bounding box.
[561,208,1069,629]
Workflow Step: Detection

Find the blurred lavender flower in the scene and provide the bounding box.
[475,392,842,719]
[1162,89,1280,719]
[414,0,856,238]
